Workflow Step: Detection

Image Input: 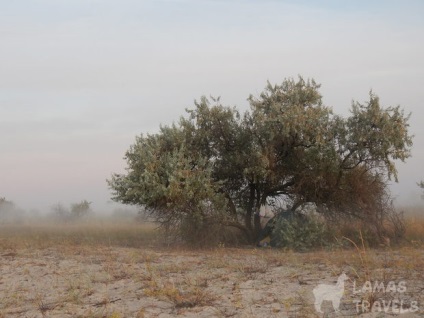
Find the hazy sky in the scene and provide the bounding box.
[1,0,424,212]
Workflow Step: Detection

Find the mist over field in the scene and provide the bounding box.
[1,1,424,214]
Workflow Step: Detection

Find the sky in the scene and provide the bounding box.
[1,0,424,213]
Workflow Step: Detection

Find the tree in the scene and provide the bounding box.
[70,200,92,219]
[108,77,413,244]
[0,197,14,210]
[0,197,25,223]
[51,200,92,221]
[51,203,69,221]
[0,197,15,222]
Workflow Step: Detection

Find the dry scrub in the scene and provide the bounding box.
[0,217,423,317]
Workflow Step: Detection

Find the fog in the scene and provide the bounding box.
[1,1,424,213]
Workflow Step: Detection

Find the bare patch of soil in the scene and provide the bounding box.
[1,245,423,317]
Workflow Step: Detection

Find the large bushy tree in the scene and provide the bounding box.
[108,77,413,243]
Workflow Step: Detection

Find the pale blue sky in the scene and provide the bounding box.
[1,0,424,212]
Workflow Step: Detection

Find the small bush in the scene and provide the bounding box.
[270,214,334,251]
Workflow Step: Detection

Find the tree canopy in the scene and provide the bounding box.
[108,77,413,244]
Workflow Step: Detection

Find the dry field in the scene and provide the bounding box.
[0,218,424,318]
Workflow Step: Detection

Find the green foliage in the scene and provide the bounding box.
[108,76,413,245]
[271,214,333,251]
[345,93,412,181]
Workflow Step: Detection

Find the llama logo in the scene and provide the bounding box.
[313,273,348,313]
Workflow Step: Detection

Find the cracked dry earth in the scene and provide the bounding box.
[1,246,424,317]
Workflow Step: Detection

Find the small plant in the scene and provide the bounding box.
[37,299,55,317]
[144,277,215,308]
[343,231,388,313]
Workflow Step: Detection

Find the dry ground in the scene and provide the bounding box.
[0,220,424,318]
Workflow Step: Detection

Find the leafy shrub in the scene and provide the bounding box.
[270,214,334,251]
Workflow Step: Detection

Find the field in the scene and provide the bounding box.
[1,216,424,318]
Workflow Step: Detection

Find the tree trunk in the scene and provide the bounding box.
[254,213,261,241]
[225,194,238,218]
[244,183,256,241]
[253,189,263,241]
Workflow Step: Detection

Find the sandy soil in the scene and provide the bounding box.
[1,246,423,317]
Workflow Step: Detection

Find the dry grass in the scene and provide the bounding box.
[405,218,424,246]
[0,219,160,251]
[0,215,423,317]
